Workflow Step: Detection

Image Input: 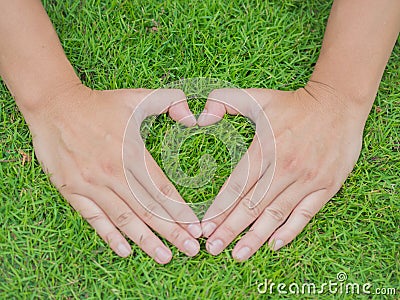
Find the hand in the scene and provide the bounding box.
[24,84,202,264]
[198,82,366,261]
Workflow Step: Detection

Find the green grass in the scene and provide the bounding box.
[1,0,399,298]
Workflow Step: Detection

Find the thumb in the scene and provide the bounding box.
[197,88,262,127]
[135,88,196,127]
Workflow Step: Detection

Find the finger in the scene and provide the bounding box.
[125,151,202,236]
[199,91,275,237]
[201,129,276,237]
[124,91,202,236]
[230,187,320,262]
[123,133,202,236]
[198,88,265,126]
[169,99,197,127]
[112,177,201,257]
[197,98,229,126]
[141,150,202,237]
[67,192,174,264]
[135,88,196,126]
[267,189,331,251]
[67,193,132,258]
[205,181,300,256]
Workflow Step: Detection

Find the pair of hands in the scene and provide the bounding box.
[25,82,365,264]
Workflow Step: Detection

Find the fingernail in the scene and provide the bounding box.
[188,115,197,127]
[202,222,216,237]
[184,239,199,256]
[117,243,131,257]
[273,239,284,251]
[188,224,202,238]
[207,239,224,255]
[234,246,251,261]
[180,115,197,127]
[197,109,207,125]
[155,247,171,264]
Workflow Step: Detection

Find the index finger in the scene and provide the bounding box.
[123,89,202,237]
[201,131,274,237]
[198,88,276,236]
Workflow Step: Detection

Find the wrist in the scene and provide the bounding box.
[15,76,86,117]
[17,81,92,130]
[305,76,375,122]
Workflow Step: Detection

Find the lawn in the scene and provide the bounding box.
[0,0,399,299]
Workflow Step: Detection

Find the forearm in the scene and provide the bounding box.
[310,0,400,115]
[0,0,81,114]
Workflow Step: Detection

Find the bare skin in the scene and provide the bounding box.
[0,0,201,264]
[1,0,399,264]
[199,0,400,261]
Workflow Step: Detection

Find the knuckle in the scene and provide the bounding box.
[159,88,185,106]
[84,211,104,223]
[208,89,223,100]
[170,207,192,224]
[239,197,262,219]
[281,155,299,173]
[130,88,151,102]
[80,168,95,184]
[301,168,319,184]
[263,206,285,222]
[226,180,246,200]
[170,88,185,99]
[297,208,314,221]
[208,88,234,102]
[115,211,136,228]
[156,183,175,203]
[141,202,158,221]
[247,227,264,245]
[323,176,337,190]
[137,233,151,248]
[205,203,227,221]
[58,182,74,196]
[278,226,297,239]
[221,224,237,240]
[168,226,182,243]
[105,231,119,246]
[101,160,117,177]
[160,183,174,196]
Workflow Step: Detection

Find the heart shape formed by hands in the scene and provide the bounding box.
[122,78,276,226]
[31,76,358,264]
[141,101,255,219]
